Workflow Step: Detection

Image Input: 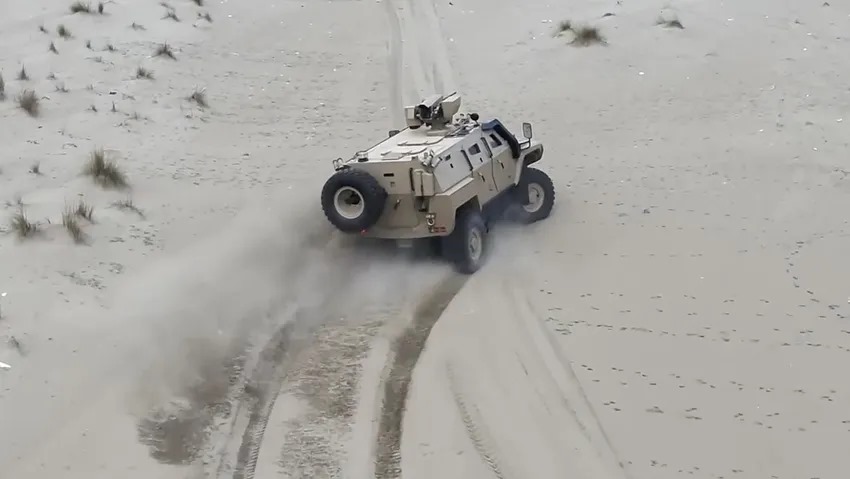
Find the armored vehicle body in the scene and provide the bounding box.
[320,93,555,274]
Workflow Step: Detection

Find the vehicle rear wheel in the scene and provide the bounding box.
[441,208,488,274]
[513,167,555,224]
[321,169,388,233]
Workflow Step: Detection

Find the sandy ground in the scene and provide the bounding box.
[2,0,850,478]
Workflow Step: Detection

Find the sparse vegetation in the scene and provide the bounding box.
[554,19,573,36]
[5,194,23,208]
[74,198,95,221]
[570,25,606,46]
[10,209,38,239]
[163,9,180,22]
[192,0,203,5]
[39,24,48,33]
[656,15,684,29]
[198,12,212,22]
[131,22,146,30]
[17,90,40,117]
[136,66,154,79]
[98,2,104,14]
[85,39,93,49]
[62,208,85,244]
[112,198,145,218]
[0,73,5,101]
[55,82,69,93]
[29,162,41,175]
[70,1,92,13]
[106,43,115,52]
[189,87,207,108]
[58,24,71,38]
[17,65,29,81]
[84,148,128,188]
[154,42,176,59]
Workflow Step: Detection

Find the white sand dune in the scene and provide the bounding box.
[2,0,850,478]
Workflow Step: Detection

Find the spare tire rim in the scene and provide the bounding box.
[333,186,366,220]
[468,227,483,264]
[522,183,545,213]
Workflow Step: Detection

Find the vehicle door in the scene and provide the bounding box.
[483,132,515,190]
[461,137,499,204]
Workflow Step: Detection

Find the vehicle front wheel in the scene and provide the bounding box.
[513,167,555,224]
[441,209,488,274]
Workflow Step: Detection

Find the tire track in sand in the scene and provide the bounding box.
[374,273,468,479]
[446,363,513,479]
[385,0,457,124]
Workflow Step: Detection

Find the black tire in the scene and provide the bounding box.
[321,169,388,233]
[441,208,488,274]
[513,167,555,224]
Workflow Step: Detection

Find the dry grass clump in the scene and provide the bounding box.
[189,87,207,108]
[154,42,176,59]
[58,24,71,38]
[656,15,684,29]
[10,209,38,239]
[198,12,212,23]
[17,90,40,117]
[49,41,58,53]
[74,199,95,221]
[0,73,5,101]
[17,65,29,81]
[62,198,95,243]
[62,208,85,243]
[136,66,154,79]
[70,1,92,13]
[131,22,146,30]
[554,19,573,36]
[163,9,180,22]
[112,197,145,218]
[192,0,203,5]
[570,25,606,46]
[84,148,128,188]
[29,162,41,175]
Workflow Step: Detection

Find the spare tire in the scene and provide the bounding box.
[321,168,388,233]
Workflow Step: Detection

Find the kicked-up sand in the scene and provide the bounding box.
[2,0,850,478]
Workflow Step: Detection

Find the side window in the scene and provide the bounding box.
[489,134,502,147]
[468,144,481,155]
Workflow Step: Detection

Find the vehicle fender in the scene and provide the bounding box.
[430,178,481,233]
[514,143,544,182]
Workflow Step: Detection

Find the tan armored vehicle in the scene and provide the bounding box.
[320,92,555,274]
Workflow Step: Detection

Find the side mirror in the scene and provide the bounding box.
[521,122,533,140]
[388,129,400,138]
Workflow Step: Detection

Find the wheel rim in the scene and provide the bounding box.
[468,227,483,264]
[522,183,545,214]
[333,186,365,220]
